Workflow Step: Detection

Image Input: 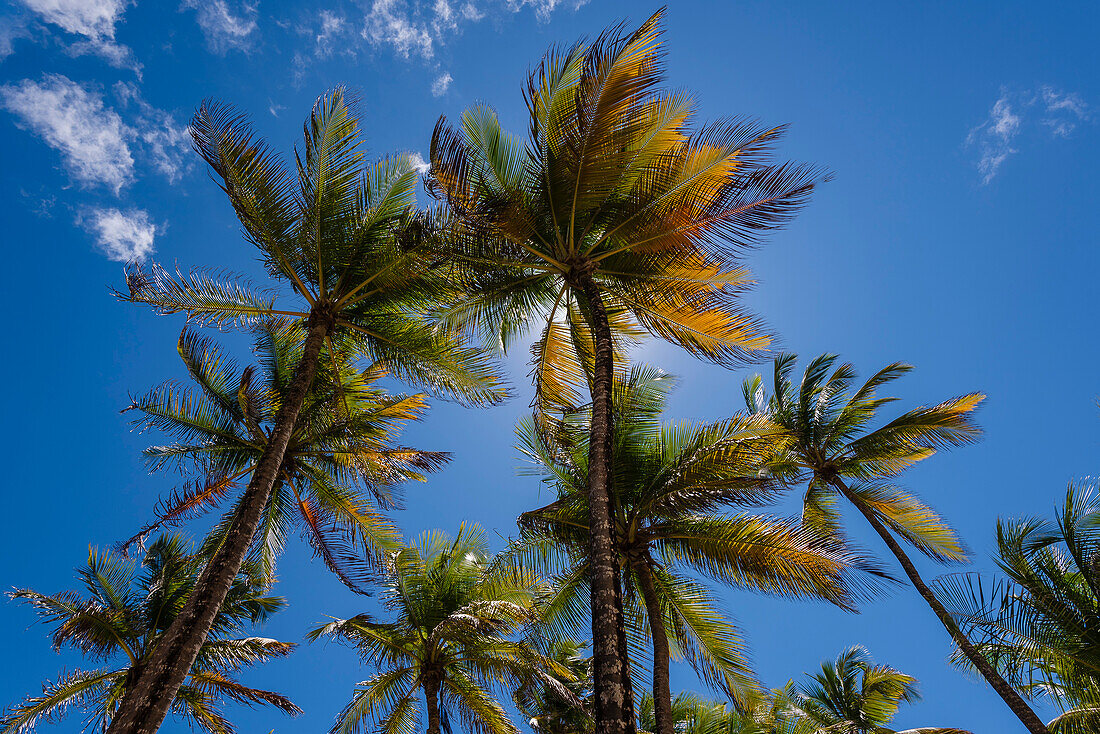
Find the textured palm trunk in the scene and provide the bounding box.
[633,560,673,734]
[106,315,333,734]
[424,675,442,734]
[831,478,1050,734]
[574,269,636,734]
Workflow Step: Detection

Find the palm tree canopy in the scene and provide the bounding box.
[3,535,298,734]
[427,9,824,414]
[789,646,970,734]
[120,88,505,407]
[123,320,447,591]
[516,366,880,696]
[310,524,573,734]
[742,353,984,563]
[514,638,593,734]
[936,480,1100,734]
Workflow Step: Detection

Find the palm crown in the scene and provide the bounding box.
[311,524,571,734]
[428,10,821,412]
[3,535,298,734]
[938,481,1100,734]
[790,646,970,734]
[124,320,447,590]
[517,366,877,732]
[741,354,983,562]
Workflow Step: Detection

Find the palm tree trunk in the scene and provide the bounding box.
[106,314,334,734]
[574,269,636,734]
[425,675,442,734]
[633,560,673,734]
[830,478,1050,734]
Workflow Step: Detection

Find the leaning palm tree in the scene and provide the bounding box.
[122,320,447,591]
[741,354,1048,733]
[789,646,971,734]
[427,12,823,732]
[937,480,1100,734]
[108,90,505,734]
[518,366,877,734]
[3,534,298,734]
[311,524,571,734]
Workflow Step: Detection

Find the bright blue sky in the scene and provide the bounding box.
[1,1,1098,732]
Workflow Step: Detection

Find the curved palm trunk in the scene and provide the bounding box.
[830,478,1050,734]
[424,675,443,734]
[633,560,673,734]
[106,315,333,734]
[574,269,636,734]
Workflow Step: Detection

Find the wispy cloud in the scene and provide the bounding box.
[431,71,452,97]
[19,0,139,70]
[363,0,435,59]
[314,9,344,57]
[967,86,1090,184]
[0,74,191,193]
[181,0,257,54]
[81,206,157,261]
[0,74,134,193]
[406,152,430,175]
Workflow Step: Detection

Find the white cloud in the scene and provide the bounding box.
[182,0,257,53]
[431,71,452,97]
[407,152,430,175]
[20,0,138,69]
[1039,86,1089,137]
[0,74,134,193]
[363,0,434,59]
[505,0,584,23]
[460,2,483,21]
[269,99,286,117]
[315,9,344,57]
[0,14,31,60]
[968,86,1091,183]
[115,82,191,183]
[82,206,157,261]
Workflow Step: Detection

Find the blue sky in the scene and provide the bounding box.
[1,1,1098,732]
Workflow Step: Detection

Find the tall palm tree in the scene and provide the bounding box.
[937,480,1100,734]
[741,354,1048,733]
[109,90,505,734]
[518,366,876,734]
[311,524,571,734]
[122,320,447,591]
[3,534,298,734]
[790,646,971,734]
[427,12,823,733]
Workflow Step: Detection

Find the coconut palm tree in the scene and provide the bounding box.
[789,646,971,734]
[3,534,297,734]
[513,638,593,734]
[518,366,877,734]
[636,689,813,734]
[741,354,1048,733]
[108,90,505,734]
[427,12,823,732]
[311,524,572,734]
[937,480,1100,734]
[122,320,447,591]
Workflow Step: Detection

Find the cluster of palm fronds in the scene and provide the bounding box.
[3,8,1091,734]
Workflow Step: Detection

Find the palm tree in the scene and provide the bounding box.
[518,366,876,734]
[3,534,298,734]
[108,90,505,734]
[741,354,1048,733]
[937,480,1100,734]
[427,12,823,733]
[789,646,971,734]
[122,320,447,591]
[636,690,814,734]
[513,638,593,734]
[311,524,571,734]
